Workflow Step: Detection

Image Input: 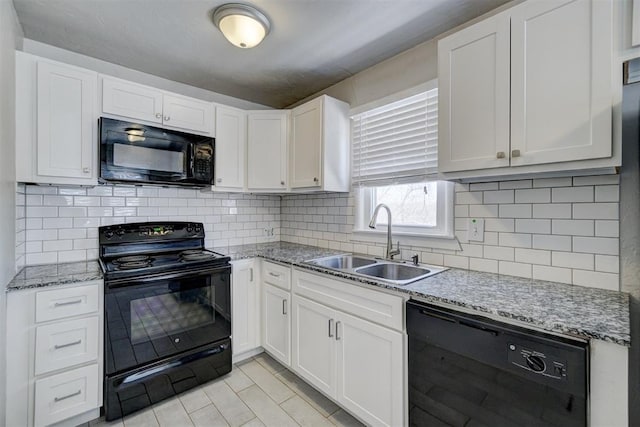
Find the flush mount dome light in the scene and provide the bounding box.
[212,3,270,49]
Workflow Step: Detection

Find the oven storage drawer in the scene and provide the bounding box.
[35,316,99,376]
[263,261,291,290]
[34,363,100,427]
[35,282,100,323]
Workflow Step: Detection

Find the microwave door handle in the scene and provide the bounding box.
[188,144,195,179]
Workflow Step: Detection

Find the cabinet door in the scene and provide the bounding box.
[510,0,612,166]
[291,295,337,398]
[37,61,97,180]
[262,283,291,365]
[336,312,404,427]
[163,94,214,135]
[215,106,246,189]
[291,98,322,188]
[247,112,288,190]
[438,12,511,172]
[102,77,163,124]
[232,260,259,358]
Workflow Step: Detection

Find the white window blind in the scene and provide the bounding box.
[351,88,438,187]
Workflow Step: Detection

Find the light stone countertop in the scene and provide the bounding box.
[6,242,629,346]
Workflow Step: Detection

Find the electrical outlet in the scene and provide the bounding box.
[264,227,274,237]
[467,218,484,242]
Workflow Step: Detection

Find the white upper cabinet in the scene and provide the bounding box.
[290,95,350,192]
[438,0,614,177]
[509,0,612,166]
[16,53,98,185]
[438,12,511,173]
[101,76,214,135]
[101,78,163,124]
[247,111,289,191]
[214,106,247,190]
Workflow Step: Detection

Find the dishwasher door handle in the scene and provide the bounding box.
[459,320,500,336]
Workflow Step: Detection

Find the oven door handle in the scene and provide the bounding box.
[106,265,231,290]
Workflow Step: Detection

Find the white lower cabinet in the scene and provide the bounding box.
[262,283,291,365]
[5,280,103,427]
[231,259,260,362]
[291,269,405,427]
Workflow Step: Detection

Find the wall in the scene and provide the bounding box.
[0,0,23,421]
[21,39,269,110]
[282,175,621,291]
[20,185,280,264]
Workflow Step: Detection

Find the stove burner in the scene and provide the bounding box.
[116,261,152,270]
[114,255,151,264]
[180,250,217,262]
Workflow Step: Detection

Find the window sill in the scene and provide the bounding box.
[351,229,461,251]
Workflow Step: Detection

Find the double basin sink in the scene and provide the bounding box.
[305,254,447,286]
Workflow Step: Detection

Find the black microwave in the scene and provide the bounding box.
[99,118,214,187]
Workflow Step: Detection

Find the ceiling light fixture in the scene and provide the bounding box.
[212,3,271,49]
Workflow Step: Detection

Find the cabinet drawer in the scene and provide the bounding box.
[293,269,403,331]
[35,316,99,376]
[35,283,100,323]
[263,261,291,290]
[34,364,100,427]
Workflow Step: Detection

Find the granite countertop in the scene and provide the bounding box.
[6,260,103,292]
[221,242,630,346]
[6,242,629,346]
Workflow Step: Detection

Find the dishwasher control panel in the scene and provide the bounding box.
[508,343,568,380]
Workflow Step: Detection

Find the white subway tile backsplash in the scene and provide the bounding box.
[595,220,619,238]
[532,177,572,188]
[514,248,551,265]
[469,258,498,273]
[552,251,594,270]
[572,236,619,255]
[484,190,514,204]
[483,246,515,261]
[498,233,532,248]
[572,203,619,220]
[485,218,515,233]
[551,220,594,236]
[594,185,620,202]
[532,235,572,251]
[514,188,550,204]
[573,175,619,186]
[498,261,532,279]
[572,270,619,290]
[58,207,87,217]
[515,219,550,234]
[595,255,619,273]
[499,204,531,218]
[533,265,572,284]
[551,186,593,203]
[469,182,499,191]
[444,255,469,269]
[469,204,499,218]
[455,192,483,205]
[532,204,572,219]
[499,180,532,190]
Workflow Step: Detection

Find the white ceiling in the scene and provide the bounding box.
[13,0,509,108]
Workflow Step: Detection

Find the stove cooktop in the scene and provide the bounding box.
[100,249,231,281]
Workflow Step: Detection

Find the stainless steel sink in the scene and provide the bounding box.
[305,254,447,286]
[307,254,378,269]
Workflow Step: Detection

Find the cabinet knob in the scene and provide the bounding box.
[512,149,521,158]
[155,113,162,119]
[496,152,506,159]
[82,167,90,174]
[164,116,170,121]
[313,177,318,182]
[216,178,222,183]
[281,181,285,186]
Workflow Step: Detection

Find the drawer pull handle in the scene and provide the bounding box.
[511,149,521,158]
[54,390,81,402]
[496,151,506,159]
[282,299,287,315]
[249,268,253,282]
[335,321,341,341]
[269,272,281,278]
[54,339,82,350]
[328,319,334,338]
[54,299,82,307]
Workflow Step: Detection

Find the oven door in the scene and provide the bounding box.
[105,266,231,376]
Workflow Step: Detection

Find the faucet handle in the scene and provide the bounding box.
[411,254,419,266]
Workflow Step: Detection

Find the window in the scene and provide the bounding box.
[352,85,454,239]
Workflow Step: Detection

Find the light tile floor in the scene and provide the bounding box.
[87,353,366,427]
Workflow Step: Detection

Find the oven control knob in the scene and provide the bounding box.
[116,229,125,236]
[187,225,194,233]
[104,230,114,239]
[525,355,546,373]
[195,225,202,232]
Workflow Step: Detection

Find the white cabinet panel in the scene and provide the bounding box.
[35,316,99,376]
[163,94,214,134]
[262,261,291,291]
[291,295,337,398]
[336,311,404,427]
[634,0,640,47]
[291,98,323,188]
[247,111,288,191]
[510,0,612,166]
[102,77,163,124]
[438,12,511,173]
[215,106,246,190]
[35,283,100,323]
[34,364,100,427]
[262,283,291,365]
[232,260,259,359]
[36,61,97,180]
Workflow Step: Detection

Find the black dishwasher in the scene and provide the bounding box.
[407,300,588,427]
